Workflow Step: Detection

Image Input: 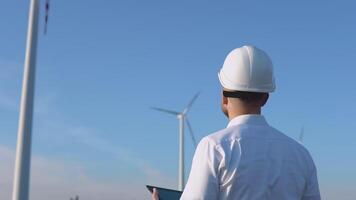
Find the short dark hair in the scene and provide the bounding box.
[223,90,266,102]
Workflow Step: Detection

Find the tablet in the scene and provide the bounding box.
[146,185,182,200]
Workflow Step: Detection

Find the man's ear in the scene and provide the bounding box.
[221,93,229,118]
[222,94,228,105]
[260,93,269,107]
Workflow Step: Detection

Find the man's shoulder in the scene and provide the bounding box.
[261,126,316,167]
[200,125,245,147]
[201,124,311,155]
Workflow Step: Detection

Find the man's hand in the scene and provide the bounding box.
[152,188,159,200]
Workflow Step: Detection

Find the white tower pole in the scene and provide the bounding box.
[178,114,185,191]
[12,0,39,200]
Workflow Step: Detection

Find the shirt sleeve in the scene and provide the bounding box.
[302,160,321,200]
[180,137,222,200]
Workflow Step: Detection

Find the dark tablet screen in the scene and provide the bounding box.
[146,185,182,200]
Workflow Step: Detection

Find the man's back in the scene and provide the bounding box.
[181,115,320,200]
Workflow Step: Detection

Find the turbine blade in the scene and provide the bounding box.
[183,92,200,115]
[186,118,197,147]
[151,107,180,115]
[299,127,304,143]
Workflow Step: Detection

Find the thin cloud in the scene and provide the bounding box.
[0,145,152,200]
[68,127,175,188]
[0,60,175,199]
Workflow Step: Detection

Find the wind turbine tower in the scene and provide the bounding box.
[12,0,39,200]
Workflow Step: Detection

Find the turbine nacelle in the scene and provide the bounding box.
[151,92,200,147]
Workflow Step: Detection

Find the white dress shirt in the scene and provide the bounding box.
[181,114,320,200]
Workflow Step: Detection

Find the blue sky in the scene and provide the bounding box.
[1,0,356,199]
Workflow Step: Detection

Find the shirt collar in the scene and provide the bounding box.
[227,114,268,128]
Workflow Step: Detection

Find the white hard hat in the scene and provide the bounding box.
[218,45,276,93]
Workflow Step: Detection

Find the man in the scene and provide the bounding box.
[153,45,321,200]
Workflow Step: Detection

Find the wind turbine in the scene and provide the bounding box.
[12,0,40,200]
[13,1,51,199]
[299,127,305,143]
[151,92,199,191]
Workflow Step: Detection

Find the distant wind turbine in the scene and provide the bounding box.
[299,127,305,143]
[151,92,200,191]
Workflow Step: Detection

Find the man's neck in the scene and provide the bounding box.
[228,109,261,121]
